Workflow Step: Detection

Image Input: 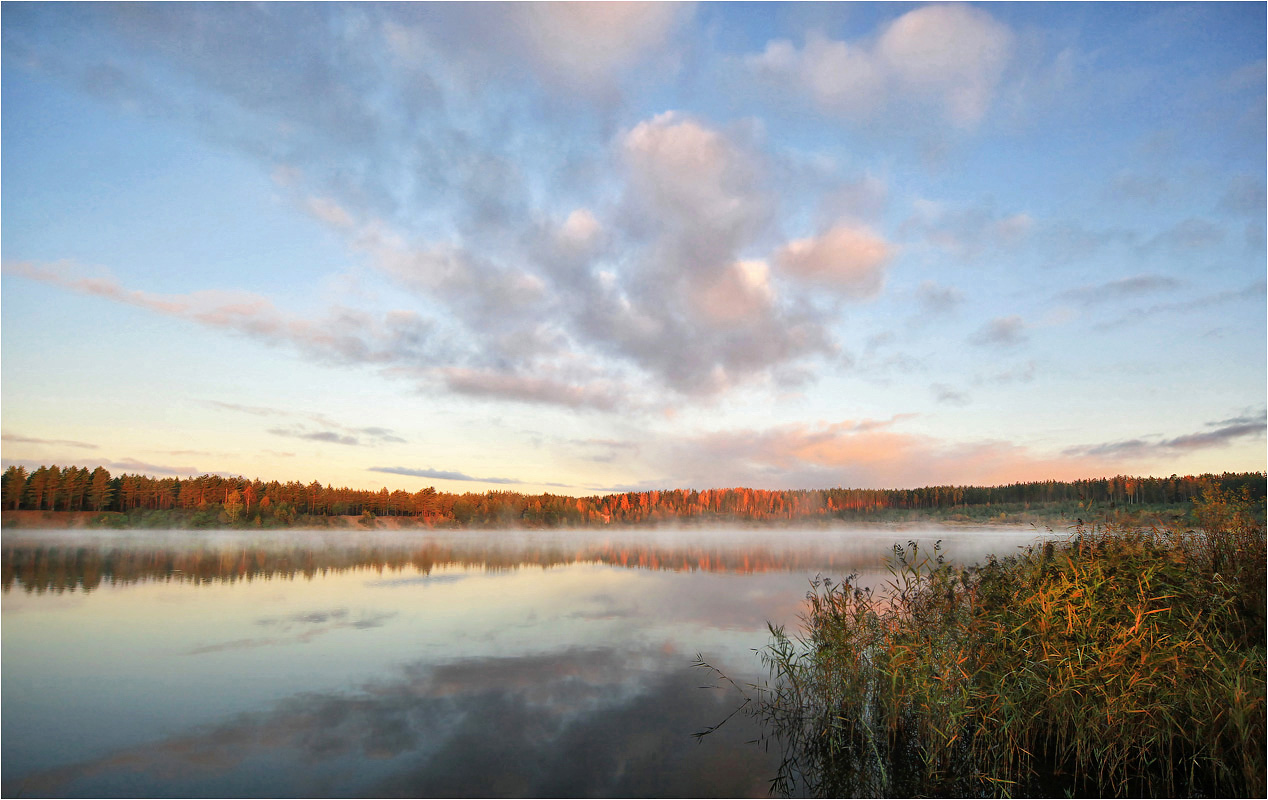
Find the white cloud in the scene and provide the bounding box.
[876,4,1015,127]
[748,3,1015,128]
[558,208,601,249]
[513,2,688,89]
[621,111,767,252]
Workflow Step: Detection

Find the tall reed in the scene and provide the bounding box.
[707,486,1266,797]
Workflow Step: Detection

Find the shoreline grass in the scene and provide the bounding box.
[699,486,1266,797]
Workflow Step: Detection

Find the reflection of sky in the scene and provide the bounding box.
[10,648,778,798]
[2,525,1054,796]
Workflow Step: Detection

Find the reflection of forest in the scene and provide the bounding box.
[2,540,890,593]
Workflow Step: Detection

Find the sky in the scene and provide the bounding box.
[2,1,1265,495]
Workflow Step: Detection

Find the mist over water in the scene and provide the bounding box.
[2,524,1059,797]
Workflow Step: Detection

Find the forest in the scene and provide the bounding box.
[2,464,1263,529]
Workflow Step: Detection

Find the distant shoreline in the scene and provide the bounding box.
[0,504,1197,532]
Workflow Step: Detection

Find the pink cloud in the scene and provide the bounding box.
[627,417,1128,490]
[775,224,892,297]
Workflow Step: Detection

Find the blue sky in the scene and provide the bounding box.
[2,2,1264,494]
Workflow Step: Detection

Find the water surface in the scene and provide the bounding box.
[2,524,1061,797]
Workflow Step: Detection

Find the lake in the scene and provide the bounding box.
[2,524,1062,797]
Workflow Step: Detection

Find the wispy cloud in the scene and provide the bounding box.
[107,458,204,476]
[1056,274,1182,305]
[368,466,523,485]
[211,400,408,447]
[1139,217,1226,255]
[266,426,405,448]
[268,428,361,447]
[2,433,98,449]
[970,315,1028,347]
[206,401,292,418]
[440,368,624,413]
[1092,279,1266,332]
[931,384,970,406]
[5,261,444,371]
[1218,174,1266,215]
[1062,411,1267,459]
[914,281,964,315]
[900,199,1033,262]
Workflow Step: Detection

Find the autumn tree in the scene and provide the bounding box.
[2,466,28,510]
[87,467,113,512]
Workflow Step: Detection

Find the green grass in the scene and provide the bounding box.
[700,487,1266,797]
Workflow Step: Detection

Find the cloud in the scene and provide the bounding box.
[557,208,601,251]
[606,408,1268,492]
[106,458,203,476]
[206,401,292,418]
[931,384,970,406]
[2,434,97,449]
[368,466,522,485]
[268,428,361,447]
[612,416,1117,491]
[440,368,624,413]
[5,261,444,370]
[1106,172,1170,205]
[384,2,691,103]
[1092,279,1266,331]
[507,2,690,96]
[1057,274,1183,305]
[6,647,776,798]
[970,316,1028,347]
[267,425,406,448]
[1036,222,1139,266]
[549,111,838,395]
[620,111,769,260]
[901,199,1033,261]
[1141,217,1225,254]
[5,12,854,410]
[748,4,1015,128]
[1062,411,1266,459]
[977,361,1036,386]
[209,401,407,446]
[915,281,964,315]
[305,196,355,229]
[1219,175,1267,216]
[690,260,776,325]
[774,224,892,297]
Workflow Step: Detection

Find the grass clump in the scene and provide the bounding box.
[708,486,1265,797]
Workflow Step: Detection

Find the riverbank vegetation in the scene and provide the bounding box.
[699,486,1266,797]
[2,464,1262,529]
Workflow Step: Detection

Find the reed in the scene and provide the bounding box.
[704,486,1266,797]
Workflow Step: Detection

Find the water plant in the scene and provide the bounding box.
[698,486,1266,797]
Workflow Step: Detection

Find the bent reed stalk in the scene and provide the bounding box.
[698,486,1266,798]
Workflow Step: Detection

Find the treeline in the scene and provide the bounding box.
[1,464,1263,528]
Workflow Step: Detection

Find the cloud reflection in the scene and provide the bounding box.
[186,609,398,655]
[6,647,777,798]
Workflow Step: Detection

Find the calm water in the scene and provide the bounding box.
[2,524,1061,797]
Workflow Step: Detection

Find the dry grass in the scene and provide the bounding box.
[704,485,1266,797]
